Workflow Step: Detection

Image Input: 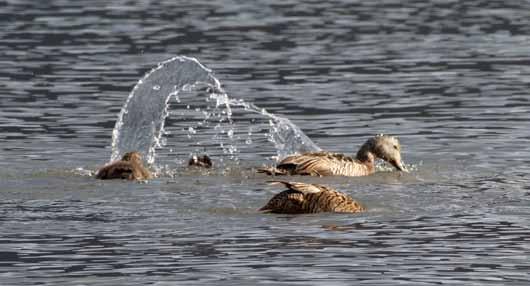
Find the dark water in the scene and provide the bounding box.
[1,1,530,285]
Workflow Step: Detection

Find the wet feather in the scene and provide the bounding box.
[260,180,366,214]
[96,151,152,181]
[258,135,406,177]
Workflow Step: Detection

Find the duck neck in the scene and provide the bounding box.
[355,141,376,173]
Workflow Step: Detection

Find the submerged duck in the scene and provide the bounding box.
[95,151,152,181]
[188,154,213,168]
[259,181,366,214]
[258,134,406,177]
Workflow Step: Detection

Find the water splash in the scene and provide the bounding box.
[222,99,320,159]
[111,56,319,168]
[111,56,217,164]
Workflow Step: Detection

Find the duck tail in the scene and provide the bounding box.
[257,166,287,176]
[258,205,273,213]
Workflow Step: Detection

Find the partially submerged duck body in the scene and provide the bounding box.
[96,151,152,181]
[260,181,366,214]
[188,154,213,168]
[258,134,406,177]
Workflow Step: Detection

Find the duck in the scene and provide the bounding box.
[258,134,406,177]
[95,151,152,180]
[259,180,366,214]
[188,154,213,168]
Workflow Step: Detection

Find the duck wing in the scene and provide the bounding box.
[260,180,365,213]
[259,180,324,213]
[276,152,358,176]
[268,180,325,194]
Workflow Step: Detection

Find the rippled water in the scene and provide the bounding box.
[1,1,530,285]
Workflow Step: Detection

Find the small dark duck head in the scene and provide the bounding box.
[188,154,213,168]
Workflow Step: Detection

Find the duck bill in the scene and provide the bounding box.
[391,160,408,172]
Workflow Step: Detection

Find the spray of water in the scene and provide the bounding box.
[111,55,320,169]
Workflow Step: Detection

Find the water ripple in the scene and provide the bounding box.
[2,0,530,285]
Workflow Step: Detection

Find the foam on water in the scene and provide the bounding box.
[111,56,320,171]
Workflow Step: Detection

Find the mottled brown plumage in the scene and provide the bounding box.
[188,154,213,168]
[96,151,152,181]
[259,181,366,214]
[258,134,406,177]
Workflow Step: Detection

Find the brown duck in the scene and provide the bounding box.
[259,181,366,214]
[258,134,406,177]
[188,154,213,168]
[96,151,152,180]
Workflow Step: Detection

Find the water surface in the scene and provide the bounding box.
[1,1,530,285]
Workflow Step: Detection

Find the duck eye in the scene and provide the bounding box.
[393,145,399,150]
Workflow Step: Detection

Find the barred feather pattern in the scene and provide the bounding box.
[258,152,373,177]
[260,181,366,214]
[258,134,405,177]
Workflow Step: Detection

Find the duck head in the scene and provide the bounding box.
[121,151,144,164]
[188,154,213,168]
[371,134,407,172]
[357,135,407,172]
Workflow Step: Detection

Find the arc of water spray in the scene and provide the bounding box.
[111,56,222,164]
[110,55,320,165]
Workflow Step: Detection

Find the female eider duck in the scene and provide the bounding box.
[96,151,152,181]
[188,154,213,168]
[260,181,365,214]
[258,134,406,177]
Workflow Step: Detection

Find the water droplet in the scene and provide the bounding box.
[112,55,319,167]
[182,84,193,91]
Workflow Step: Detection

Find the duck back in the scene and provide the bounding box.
[260,181,365,214]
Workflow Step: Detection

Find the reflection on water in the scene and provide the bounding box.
[1,0,530,285]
